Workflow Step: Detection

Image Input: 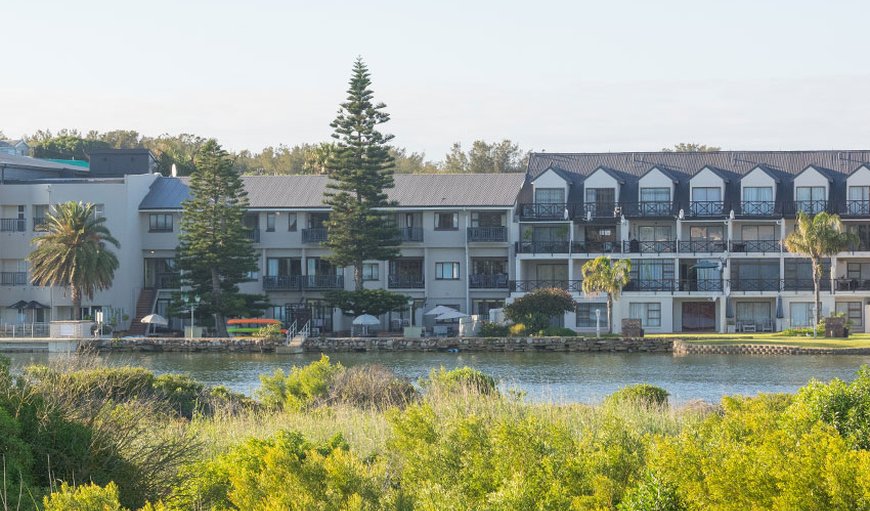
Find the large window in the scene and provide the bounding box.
[795,186,826,213]
[630,259,674,289]
[690,225,724,240]
[742,186,774,215]
[691,187,721,202]
[534,188,565,204]
[640,188,670,202]
[741,225,776,240]
[836,302,863,330]
[435,212,458,230]
[736,301,771,322]
[848,187,870,215]
[471,211,504,227]
[576,303,607,328]
[148,214,173,232]
[637,225,672,241]
[362,263,379,281]
[789,302,814,327]
[629,302,661,327]
[287,212,297,232]
[435,262,460,280]
[265,212,276,232]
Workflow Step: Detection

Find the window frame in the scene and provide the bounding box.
[287,212,297,232]
[148,213,173,232]
[435,212,459,231]
[435,262,461,280]
[362,263,380,281]
[628,302,661,327]
[265,212,276,232]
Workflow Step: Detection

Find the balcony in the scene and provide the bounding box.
[302,227,328,243]
[793,200,828,215]
[32,217,46,231]
[0,218,26,232]
[622,201,674,218]
[624,280,675,292]
[0,272,27,286]
[516,240,570,254]
[730,278,781,292]
[570,241,620,254]
[517,203,568,221]
[511,280,582,292]
[303,275,344,290]
[687,201,725,217]
[678,240,727,253]
[388,275,425,289]
[398,227,424,242]
[623,240,676,254]
[263,275,302,291]
[469,273,509,289]
[729,240,781,253]
[738,201,777,217]
[782,278,827,292]
[575,202,617,220]
[154,272,180,289]
[843,200,870,217]
[835,278,870,291]
[467,226,507,242]
[245,228,261,243]
[678,279,723,292]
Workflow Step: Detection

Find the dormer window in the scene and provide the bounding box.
[742,187,774,216]
[585,188,615,217]
[848,186,870,215]
[535,188,565,204]
[690,187,723,216]
[639,188,670,215]
[795,186,826,214]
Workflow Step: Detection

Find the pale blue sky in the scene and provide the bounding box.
[3,0,870,159]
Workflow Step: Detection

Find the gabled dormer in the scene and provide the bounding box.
[792,165,832,214]
[845,164,870,216]
[530,166,572,205]
[582,166,622,219]
[738,166,779,216]
[687,166,728,216]
[638,166,678,203]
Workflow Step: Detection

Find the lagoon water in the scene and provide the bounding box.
[6,351,870,404]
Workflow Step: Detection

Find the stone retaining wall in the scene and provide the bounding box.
[672,340,870,356]
[301,336,673,353]
[85,337,279,353]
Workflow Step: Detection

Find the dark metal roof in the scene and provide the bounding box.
[139,173,527,210]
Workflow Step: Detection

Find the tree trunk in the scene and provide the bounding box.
[212,268,228,337]
[812,259,821,338]
[353,261,363,291]
[607,295,613,334]
[71,286,81,321]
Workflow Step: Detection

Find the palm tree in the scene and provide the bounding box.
[784,212,856,337]
[581,256,631,334]
[28,202,120,321]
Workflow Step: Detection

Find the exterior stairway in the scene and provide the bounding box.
[128,288,157,335]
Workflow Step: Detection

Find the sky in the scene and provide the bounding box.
[3,0,870,160]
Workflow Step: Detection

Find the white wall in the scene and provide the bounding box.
[689,167,725,198]
[793,166,830,198]
[638,167,675,199]
[847,166,870,188]
[532,169,569,200]
[584,169,620,201]
[740,167,776,197]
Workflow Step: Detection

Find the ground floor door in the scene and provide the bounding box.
[682,302,716,332]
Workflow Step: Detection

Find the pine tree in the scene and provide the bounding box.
[324,58,400,290]
[176,139,259,337]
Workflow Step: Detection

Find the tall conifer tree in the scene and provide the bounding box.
[176,139,259,337]
[324,58,400,290]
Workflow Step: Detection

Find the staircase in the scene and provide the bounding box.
[128,288,157,335]
[277,320,310,354]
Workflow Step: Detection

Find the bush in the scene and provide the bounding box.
[152,373,204,418]
[504,288,575,334]
[255,322,283,341]
[618,473,686,511]
[607,384,670,407]
[424,367,498,396]
[43,482,127,511]
[328,365,417,410]
[256,354,343,410]
[509,323,527,336]
[538,326,578,337]
[478,322,510,338]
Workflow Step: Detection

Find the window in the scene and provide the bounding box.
[741,225,776,240]
[363,263,379,281]
[92,204,105,219]
[836,302,863,329]
[691,187,721,202]
[270,306,287,322]
[471,211,504,227]
[17,205,25,219]
[850,186,870,201]
[266,212,276,232]
[435,213,458,230]
[789,302,814,327]
[736,301,772,322]
[637,225,672,241]
[629,302,661,327]
[796,186,826,213]
[473,299,505,318]
[742,187,773,202]
[585,188,615,205]
[848,262,870,280]
[576,303,607,328]
[630,259,674,290]
[435,262,460,280]
[246,268,259,280]
[640,188,669,202]
[148,214,173,232]
[689,225,723,240]
[534,188,565,204]
[287,212,297,231]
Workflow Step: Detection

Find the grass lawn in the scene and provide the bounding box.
[647,332,870,349]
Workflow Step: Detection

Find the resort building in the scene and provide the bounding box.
[3,149,870,336]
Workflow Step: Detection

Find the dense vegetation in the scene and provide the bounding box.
[2,354,869,510]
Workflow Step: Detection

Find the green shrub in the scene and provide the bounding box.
[618,473,686,511]
[504,288,575,333]
[43,482,127,511]
[0,405,34,504]
[328,364,418,410]
[478,322,510,337]
[538,326,578,337]
[255,322,283,341]
[152,373,204,418]
[607,384,670,407]
[256,354,343,410]
[424,367,498,396]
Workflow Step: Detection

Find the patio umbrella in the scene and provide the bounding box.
[7,300,28,310]
[425,305,457,316]
[24,301,49,310]
[140,314,168,326]
[436,310,468,321]
[352,314,380,326]
[775,296,784,319]
[725,298,734,319]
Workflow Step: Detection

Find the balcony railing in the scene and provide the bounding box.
[469,273,509,289]
[467,226,507,242]
[623,240,676,254]
[303,275,344,289]
[678,240,727,253]
[843,200,870,217]
[302,227,328,243]
[0,272,27,286]
[678,279,723,292]
[388,275,425,289]
[576,202,617,219]
[263,275,303,291]
[738,201,777,216]
[517,203,568,221]
[245,228,261,243]
[516,241,570,254]
[398,227,424,242]
[729,239,781,253]
[511,280,582,292]
[794,200,828,215]
[782,278,828,292]
[155,272,180,289]
[688,201,725,217]
[0,218,26,232]
[835,278,870,291]
[570,241,621,254]
[730,278,781,292]
[32,217,46,231]
[623,201,674,217]
[624,280,675,292]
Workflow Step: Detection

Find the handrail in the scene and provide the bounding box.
[730,278,782,292]
[467,226,507,242]
[511,280,582,292]
[678,279,723,292]
[793,200,828,215]
[622,201,674,217]
[729,240,781,253]
[623,240,676,254]
[687,201,725,217]
[517,203,568,221]
[678,240,727,253]
[738,201,777,216]
[624,280,676,292]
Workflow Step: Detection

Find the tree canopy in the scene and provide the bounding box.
[581,256,632,334]
[504,288,576,334]
[661,143,721,152]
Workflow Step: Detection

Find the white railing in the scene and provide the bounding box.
[285,320,298,343]
[0,323,50,338]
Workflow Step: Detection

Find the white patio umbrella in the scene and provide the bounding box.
[140,313,168,335]
[352,314,380,326]
[435,310,468,321]
[425,305,457,316]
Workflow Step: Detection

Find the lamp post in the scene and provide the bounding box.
[182,293,201,338]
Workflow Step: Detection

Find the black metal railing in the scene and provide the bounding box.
[622,201,674,217]
[469,273,509,289]
[794,200,828,215]
[398,227,424,242]
[511,280,582,292]
[843,200,870,216]
[783,278,828,292]
[263,275,303,291]
[302,227,328,243]
[730,278,781,292]
[516,241,570,254]
[624,280,676,292]
[155,272,180,289]
[738,201,777,216]
[678,240,727,253]
[245,228,261,243]
[304,275,344,289]
[0,218,26,232]
[688,201,725,217]
[678,279,723,292]
[623,240,676,254]
[570,241,621,254]
[467,226,507,242]
[576,202,618,219]
[835,278,870,291]
[729,240,781,253]
[32,217,46,231]
[517,203,568,221]
[0,272,27,286]
[388,275,425,289]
